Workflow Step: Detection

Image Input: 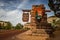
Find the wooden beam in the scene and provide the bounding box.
[45,10,51,12]
[22,10,31,12]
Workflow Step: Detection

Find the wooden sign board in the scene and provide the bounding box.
[22,13,29,22]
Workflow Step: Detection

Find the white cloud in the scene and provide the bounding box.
[17,0,28,9]
[6,10,22,25]
[0,2,4,6]
[0,0,29,26]
[7,10,19,16]
[0,9,7,18]
[0,8,27,26]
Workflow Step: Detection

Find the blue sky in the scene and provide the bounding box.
[0,0,54,26]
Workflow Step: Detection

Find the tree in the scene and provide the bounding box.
[5,22,12,30]
[48,0,55,11]
[0,21,12,30]
[15,23,23,29]
[48,0,60,18]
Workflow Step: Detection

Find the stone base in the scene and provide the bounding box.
[15,30,50,40]
[32,33,49,37]
[31,29,49,37]
[32,29,47,34]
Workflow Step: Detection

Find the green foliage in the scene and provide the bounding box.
[51,19,60,30]
[55,19,60,27]
[24,27,30,30]
[0,26,4,29]
[15,23,23,30]
[5,22,12,30]
[11,26,15,30]
[48,0,60,17]
[0,22,12,30]
[0,21,24,30]
[48,0,55,11]
[51,20,57,31]
[35,11,42,19]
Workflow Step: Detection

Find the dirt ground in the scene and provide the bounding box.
[0,30,60,40]
[0,30,26,40]
[14,30,49,40]
[15,30,60,40]
[50,30,60,40]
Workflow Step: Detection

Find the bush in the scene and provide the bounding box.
[0,22,12,30]
[15,23,23,30]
